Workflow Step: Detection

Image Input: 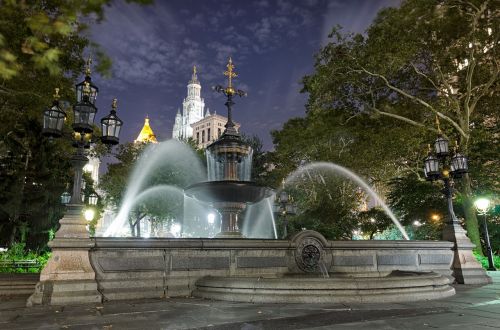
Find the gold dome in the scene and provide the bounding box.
[134,116,158,144]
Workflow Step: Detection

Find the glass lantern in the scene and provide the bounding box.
[279,190,289,203]
[434,136,449,157]
[73,102,97,133]
[450,153,468,177]
[42,101,66,138]
[101,99,123,145]
[60,191,71,204]
[424,154,440,180]
[75,77,98,105]
[88,192,99,206]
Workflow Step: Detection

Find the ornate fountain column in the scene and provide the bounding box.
[184,58,272,238]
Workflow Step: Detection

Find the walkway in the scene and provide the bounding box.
[0,272,498,329]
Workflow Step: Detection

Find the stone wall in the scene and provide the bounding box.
[91,235,454,301]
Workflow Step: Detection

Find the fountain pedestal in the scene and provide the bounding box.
[443,221,492,285]
[27,204,102,306]
[215,202,246,237]
[184,181,272,237]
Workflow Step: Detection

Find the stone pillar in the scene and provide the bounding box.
[215,202,246,238]
[27,204,102,306]
[443,221,492,285]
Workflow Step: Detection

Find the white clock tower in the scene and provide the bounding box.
[172,66,205,139]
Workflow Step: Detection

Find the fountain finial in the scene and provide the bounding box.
[224,57,237,96]
[85,56,92,76]
[213,57,247,136]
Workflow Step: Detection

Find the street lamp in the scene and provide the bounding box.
[42,59,122,213]
[273,179,297,239]
[474,198,496,271]
[421,116,494,284]
[423,118,468,227]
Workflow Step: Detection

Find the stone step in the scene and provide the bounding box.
[0,274,38,296]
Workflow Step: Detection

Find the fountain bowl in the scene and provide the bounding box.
[184,181,273,204]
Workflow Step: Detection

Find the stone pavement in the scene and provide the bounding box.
[0,272,498,330]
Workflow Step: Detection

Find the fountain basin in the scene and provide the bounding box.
[193,271,455,303]
[184,181,273,204]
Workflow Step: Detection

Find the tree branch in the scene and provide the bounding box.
[365,103,443,136]
[357,66,467,138]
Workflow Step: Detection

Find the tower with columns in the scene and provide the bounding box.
[172,66,205,140]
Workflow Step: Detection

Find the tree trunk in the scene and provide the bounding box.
[128,218,135,237]
[461,174,482,255]
[136,218,141,237]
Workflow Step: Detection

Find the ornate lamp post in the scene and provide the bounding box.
[423,116,490,284]
[42,61,122,208]
[474,198,496,271]
[273,179,297,239]
[29,59,123,306]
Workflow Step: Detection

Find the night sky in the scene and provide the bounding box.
[89,0,400,151]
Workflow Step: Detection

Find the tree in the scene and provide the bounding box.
[0,0,152,81]
[99,140,204,236]
[0,1,151,249]
[300,0,498,250]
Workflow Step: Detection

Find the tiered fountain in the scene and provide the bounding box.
[29,58,491,307]
[184,58,272,237]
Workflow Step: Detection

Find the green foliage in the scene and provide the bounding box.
[473,252,500,270]
[388,174,448,226]
[374,225,407,240]
[357,208,393,239]
[283,169,363,240]
[99,140,204,236]
[0,242,51,273]
[270,0,498,245]
[0,0,152,250]
[0,0,152,80]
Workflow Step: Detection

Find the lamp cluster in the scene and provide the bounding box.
[42,58,123,208]
[273,180,298,239]
[423,132,468,181]
[42,63,123,145]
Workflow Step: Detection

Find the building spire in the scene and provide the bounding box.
[135,116,157,144]
[189,65,199,84]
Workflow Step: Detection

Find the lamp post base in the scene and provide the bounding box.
[27,204,102,306]
[443,221,492,285]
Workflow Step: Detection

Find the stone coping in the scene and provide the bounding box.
[91,237,454,250]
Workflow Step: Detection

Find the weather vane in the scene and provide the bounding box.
[213,57,247,135]
[214,57,247,97]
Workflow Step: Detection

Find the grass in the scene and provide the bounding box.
[0,242,51,273]
[474,252,500,270]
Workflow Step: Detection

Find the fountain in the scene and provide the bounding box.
[184,61,273,237]
[29,59,470,307]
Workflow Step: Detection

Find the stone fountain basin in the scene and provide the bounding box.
[193,271,455,304]
[184,180,273,204]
